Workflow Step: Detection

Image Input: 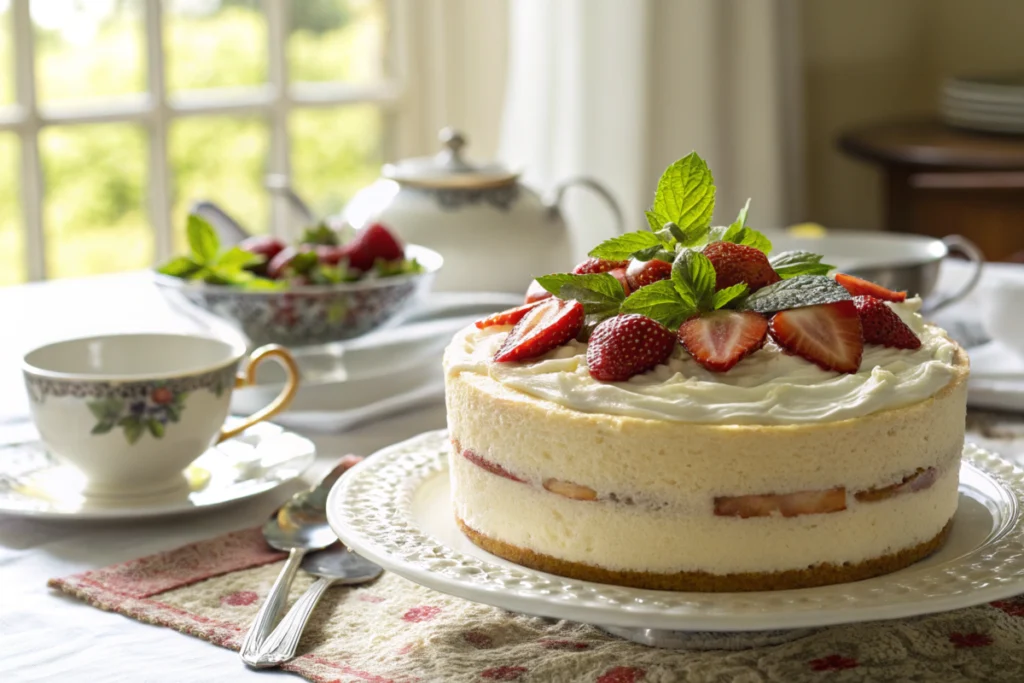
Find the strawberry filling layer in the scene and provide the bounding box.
[455,442,941,516]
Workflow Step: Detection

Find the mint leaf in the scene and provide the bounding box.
[769,250,834,279]
[741,275,851,314]
[632,244,672,262]
[376,257,424,277]
[712,283,748,309]
[157,256,201,279]
[671,249,716,312]
[645,210,668,233]
[588,230,663,261]
[535,273,626,321]
[652,152,715,234]
[186,214,220,264]
[299,223,339,246]
[729,198,751,231]
[216,246,264,270]
[619,280,696,329]
[236,278,287,291]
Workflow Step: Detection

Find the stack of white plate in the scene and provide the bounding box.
[942,74,1024,134]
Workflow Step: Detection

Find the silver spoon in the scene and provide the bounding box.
[238,458,357,666]
[247,544,383,668]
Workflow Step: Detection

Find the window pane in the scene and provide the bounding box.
[0,132,24,285]
[169,116,269,250]
[289,105,382,218]
[288,0,388,84]
[165,0,266,93]
[0,1,13,106]
[40,124,151,278]
[31,0,145,104]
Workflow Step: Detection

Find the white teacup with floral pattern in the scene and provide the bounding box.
[22,333,299,500]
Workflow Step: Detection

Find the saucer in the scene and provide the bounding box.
[968,340,1024,412]
[0,420,315,520]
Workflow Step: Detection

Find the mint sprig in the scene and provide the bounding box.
[158,214,266,287]
[769,250,834,279]
[741,275,850,314]
[650,152,716,236]
[619,280,696,328]
[589,230,663,261]
[535,272,627,330]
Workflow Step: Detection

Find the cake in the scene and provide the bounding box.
[444,153,968,592]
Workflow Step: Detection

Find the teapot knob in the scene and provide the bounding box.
[439,127,466,156]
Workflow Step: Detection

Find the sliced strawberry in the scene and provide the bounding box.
[586,314,677,381]
[703,241,781,291]
[475,301,545,329]
[854,467,936,503]
[462,450,525,483]
[343,222,404,271]
[625,258,672,289]
[835,273,906,302]
[714,487,847,518]
[572,257,629,275]
[493,298,584,363]
[852,295,921,349]
[543,478,598,501]
[524,279,554,304]
[678,310,769,372]
[769,300,863,373]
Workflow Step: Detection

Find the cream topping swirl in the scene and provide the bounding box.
[444,298,962,425]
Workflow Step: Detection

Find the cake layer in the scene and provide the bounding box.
[450,449,959,576]
[445,345,969,499]
[445,299,960,426]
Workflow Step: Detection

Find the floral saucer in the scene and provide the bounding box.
[0,420,315,520]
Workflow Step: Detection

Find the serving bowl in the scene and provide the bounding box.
[154,244,442,348]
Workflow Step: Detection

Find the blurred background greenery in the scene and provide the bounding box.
[0,0,386,284]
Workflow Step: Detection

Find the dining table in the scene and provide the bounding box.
[2,271,1024,683]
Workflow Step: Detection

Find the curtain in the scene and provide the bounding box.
[499,0,803,259]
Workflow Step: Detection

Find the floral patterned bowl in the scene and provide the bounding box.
[154,244,443,348]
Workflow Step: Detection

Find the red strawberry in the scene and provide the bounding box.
[678,310,769,372]
[608,267,633,297]
[475,301,544,329]
[625,259,672,289]
[703,242,781,291]
[852,295,921,349]
[715,488,847,518]
[586,314,677,381]
[493,298,584,363]
[343,222,404,271]
[572,257,629,275]
[835,273,907,302]
[524,279,554,304]
[768,300,864,373]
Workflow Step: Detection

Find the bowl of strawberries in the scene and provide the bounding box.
[154,215,442,347]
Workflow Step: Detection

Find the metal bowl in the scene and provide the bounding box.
[154,244,442,348]
[766,230,984,313]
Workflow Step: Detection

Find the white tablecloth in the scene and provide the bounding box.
[0,273,449,682]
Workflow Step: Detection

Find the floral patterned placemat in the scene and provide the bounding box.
[47,524,1024,683]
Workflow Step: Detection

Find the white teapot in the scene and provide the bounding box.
[341,128,624,293]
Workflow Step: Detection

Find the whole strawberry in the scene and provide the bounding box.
[852,295,921,349]
[572,257,629,275]
[586,314,677,381]
[343,222,404,271]
[703,241,781,291]
[625,258,672,290]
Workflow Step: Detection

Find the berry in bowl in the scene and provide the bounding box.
[154,216,442,347]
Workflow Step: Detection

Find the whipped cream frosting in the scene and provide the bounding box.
[444,298,962,425]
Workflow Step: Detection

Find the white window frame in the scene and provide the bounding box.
[1,0,409,281]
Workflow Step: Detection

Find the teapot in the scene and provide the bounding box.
[341,128,625,293]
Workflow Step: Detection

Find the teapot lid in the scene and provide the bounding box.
[383,128,519,189]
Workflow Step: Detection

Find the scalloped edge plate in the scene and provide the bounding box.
[328,430,1024,632]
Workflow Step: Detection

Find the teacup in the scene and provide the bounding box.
[22,333,299,500]
[980,268,1024,360]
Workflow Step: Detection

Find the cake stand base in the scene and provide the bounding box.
[598,625,820,650]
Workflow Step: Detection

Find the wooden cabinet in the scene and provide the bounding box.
[839,120,1024,261]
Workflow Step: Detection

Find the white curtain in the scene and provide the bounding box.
[499,0,803,259]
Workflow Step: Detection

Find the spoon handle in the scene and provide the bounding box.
[249,577,337,667]
[239,547,307,666]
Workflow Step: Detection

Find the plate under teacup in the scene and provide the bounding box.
[327,430,1024,649]
[0,420,315,520]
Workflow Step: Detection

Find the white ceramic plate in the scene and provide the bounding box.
[968,340,1024,413]
[328,430,1024,632]
[0,420,315,520]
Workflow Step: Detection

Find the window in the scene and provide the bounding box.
[0,0,403,282]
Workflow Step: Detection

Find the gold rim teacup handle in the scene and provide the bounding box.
[218,345,300,443]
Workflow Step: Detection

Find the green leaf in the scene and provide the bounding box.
[631,244,667,262]
[298,223,339,246]
[741,275,851,314]
[216,246,263,270]
[769,250,835,279]
[718,224,772,254]
[166,405,181,423]
[676,223,711,248]
[588,230,663,261]
[186,214,220,264]
[651,152,715,234]
[535,273,625,302]
[671,250,716,312]
[729,198,751,231]
[236,278,288,291]
[619,280,696,329]
[712,283,749,309]
[645,210,668,233]
[157,256,202,279]
[289,250,319,275]
[122,418,144,445]
[206,266,257,285]
[173,391,188,406]
[87,398,123,422]
[147,419,165,438]
[376,257,423,277]
[91,421,115,435]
